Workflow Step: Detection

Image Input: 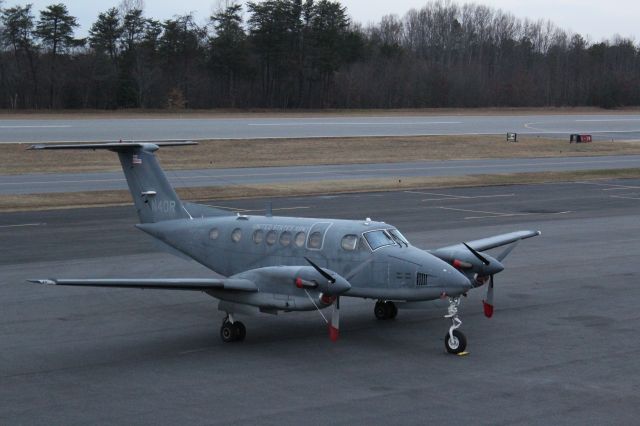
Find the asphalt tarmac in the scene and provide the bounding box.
[2,180,639,424]
[3,155,640,195]
[1,113,640,142]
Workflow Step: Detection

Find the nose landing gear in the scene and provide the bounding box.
[444,297,467,354]
[220,313,246,343]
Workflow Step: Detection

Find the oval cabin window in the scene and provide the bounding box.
[231,228,242,243]
[280,231,292,246]
[253,229,264,244]
[266,230,277,245]
[209,228,219,240]
[294,232,306,247]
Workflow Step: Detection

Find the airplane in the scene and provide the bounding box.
[27,141,540,354]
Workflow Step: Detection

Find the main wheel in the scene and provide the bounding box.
[385,301,398,319]
[374,301,388,320]
[220,322,236,343]
[234,322,246,341]
[444,329,467,354]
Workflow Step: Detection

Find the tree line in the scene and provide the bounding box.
[0,0,639,110]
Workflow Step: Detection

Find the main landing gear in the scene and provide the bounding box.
[444,297,467,354]
[220,314,246,343]
[374,300,398,320]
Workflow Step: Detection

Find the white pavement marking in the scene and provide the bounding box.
[523,121,640,134]
[247,121,462,126]
[203,205,310,213]
[0,223,45,228]
[242,206,311,213]
[610,195,640,200]
[437,206,572,220]
[0,125,71,129]
[575,119,640,122]
[437,206,518,216]
[463,210,572,220]
[574,181,640,190]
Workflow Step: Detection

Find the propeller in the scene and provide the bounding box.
[462,242,505,319]
[301,257,370,342]
[482,241,519,318]
[463,242,490,265]
[483,275,495,318]
[304,257,336,285]
[303,257,343,341]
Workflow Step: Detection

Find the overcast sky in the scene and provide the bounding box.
[13,0,639,42]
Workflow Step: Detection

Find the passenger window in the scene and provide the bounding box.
[209,228,219,240]
[253,229,264,244]
[280,231,292,246]
[294,232,306,247]
[308,231,323,249]
[266,230,277,245]
[341,234,358,251]
[231,228,242,243]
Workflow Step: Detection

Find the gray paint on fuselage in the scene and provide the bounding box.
[137,214,468,306]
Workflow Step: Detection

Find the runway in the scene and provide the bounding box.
[2,180,639,424]
[3,154,640,195]
[1,113,640,142]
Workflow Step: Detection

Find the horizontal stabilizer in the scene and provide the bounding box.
[27,278,257,292]
[28,141,197,151]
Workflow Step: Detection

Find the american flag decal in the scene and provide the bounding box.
[132,154,142,165]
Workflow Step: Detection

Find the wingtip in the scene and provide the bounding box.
[27,144,45,150]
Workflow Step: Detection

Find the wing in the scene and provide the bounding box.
[27,278,257,292]
[431,230,541,254]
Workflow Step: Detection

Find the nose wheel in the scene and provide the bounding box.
[374,300,398,320]
[444,297,467,354]
[220,314,246,343]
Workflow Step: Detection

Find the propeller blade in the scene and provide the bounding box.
[463,242,491,266]
[304,257,335,284]
[329,296,340,341]
[482,275,495,318]
[497,241,519,262]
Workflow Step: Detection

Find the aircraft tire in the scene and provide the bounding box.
[385,301,398,319]
[220,322,236,343]
[374,301,388,320]
[444,329,467,354]
[234,322,246,341]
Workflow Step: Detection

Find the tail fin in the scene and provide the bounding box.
[29,141,195,223]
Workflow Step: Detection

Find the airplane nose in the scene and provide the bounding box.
[442,263,473,292]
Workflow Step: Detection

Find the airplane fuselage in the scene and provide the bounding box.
[137,214,471,311]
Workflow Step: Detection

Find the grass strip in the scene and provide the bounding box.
[2,168,640,212]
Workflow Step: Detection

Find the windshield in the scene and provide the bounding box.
[388,229,410,247]
[364,230,396,250]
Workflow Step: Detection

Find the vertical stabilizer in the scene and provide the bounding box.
[29,142,196,223]
[117,144,190,223]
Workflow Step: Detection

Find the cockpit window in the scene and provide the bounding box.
[363,230,396,250]
[388,229,410,247]
[341,234,358,251]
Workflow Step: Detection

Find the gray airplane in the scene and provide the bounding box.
[28,141,540,354]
